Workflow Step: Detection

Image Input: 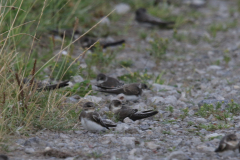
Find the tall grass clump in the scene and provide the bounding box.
[0,0,113,148]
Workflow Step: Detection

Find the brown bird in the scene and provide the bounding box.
[109,99,158,122]
[96,83,148,101]
[48,28,81,38]
[135,8,175,28]
[95,73,124,89]
[80,37,125,49]
[23,78,69,91]
[79,102,117,132]
[215,134,240,152]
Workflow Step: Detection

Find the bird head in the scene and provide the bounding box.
[109,99,122,113]
[97,73,107,83]
[82,102,96,113]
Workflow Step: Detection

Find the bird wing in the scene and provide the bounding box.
[96,77,124,89]
[37,81,69,91]
[101,119,117,127]
[130,110,158,121]
[124,84,141,95]
[144,13,175,27]
[92,112,109,129]
[116,108,138,122]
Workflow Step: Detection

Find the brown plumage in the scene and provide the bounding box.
[23,78,69,91]
[96,83,148,96]
[95,73,124,89]
[135,8,175,28]
[109,100,158,122]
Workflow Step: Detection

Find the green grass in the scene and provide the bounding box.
[208,20,238,37]
[0,0,120,145]
[196,100,240,124]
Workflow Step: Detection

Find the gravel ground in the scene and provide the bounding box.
[4,0,240,159]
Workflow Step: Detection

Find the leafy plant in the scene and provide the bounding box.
[149,37,169,59]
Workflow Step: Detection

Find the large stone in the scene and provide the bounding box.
[205,133,224,140]
[114,3,130,14]
[166,151,191,160]
[145,141,160,150]
[84,96,102,103]
[121,137,136,148]
[25,148,35,154]
[152,84,175,92]
[115,123,130,132]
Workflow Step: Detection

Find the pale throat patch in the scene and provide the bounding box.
[85,109,95,113]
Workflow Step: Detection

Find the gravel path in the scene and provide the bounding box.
[5,0,240,159]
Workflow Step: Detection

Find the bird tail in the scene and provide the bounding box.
[38,81,69,91]
[158,21,175,28]
[131,110,158,121]
[102,40,125,48]
[214,147,221,152]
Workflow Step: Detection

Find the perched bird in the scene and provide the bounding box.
[23,78,69,91]
[48,28,81,38]
[0,155,8,160]
[135,8,175,28]
[215,134,240,152]
[96,83,149,101]
[95,73,124,89]
[79,102,117,132]
[109,99,158,122]
[80,37,125,49]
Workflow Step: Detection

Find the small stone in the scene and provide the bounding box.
[25,148,35,154]
[196,118,207,124]
[140,124,149,130]
[84,96,102,103]
[205,133,224,140]
[192,137,201,145]
[233,85,240,89]
[207,65,222,71]
[164,95,177,106]
[154,126,162,133]
[24,137,41,147]
[124,117,133,123]
[114,3,130,14]
[197,145,215,152]
[99,17,110,26]
[145,141,160,150]
[152,84,174,91]
[60,133,69,139]
[121,137,136,148]
[145,130,153,135]
[125,127,140,134]
[72,75,84,83]
[115,123,130,132]
[198,99,229,108]
[166,151,190,160]
[151,96,164,104]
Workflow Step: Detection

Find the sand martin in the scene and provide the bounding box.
[80,37,125,49]
[79,102,117,132]
[215,134,240,152]
[23,78,69,91]
[96,83,148,101]
[95,73,124,89]
[109,99,158,122]
[135,8,175,28]
[0,155,8,160]
[49,28,81,39]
